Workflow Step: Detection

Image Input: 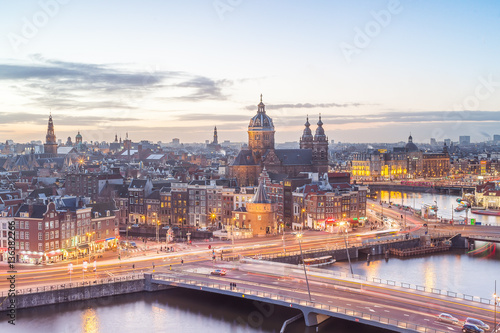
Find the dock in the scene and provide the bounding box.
[388,245,451,257]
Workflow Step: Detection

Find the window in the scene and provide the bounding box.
[38,233,43,241]
[55,241,59,249]
[55,220,59,228]
[258,215,262,220]
[38,243,43,251]
[45,222,49,229]
[20,231,24,239]
[20,242,24,250]
[20,221,24,229]
[25,231,29,240]
[55,230,59,238]
[45,232,49,240]
[25,221,29,229]
[50,231,54,239]
[38,222,42,230]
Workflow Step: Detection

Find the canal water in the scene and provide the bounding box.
[377,190,500,226]
[1,192,497,333]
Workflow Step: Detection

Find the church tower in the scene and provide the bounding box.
[212,126,218,145]
[312,114,328,167]
[299,115,313,149]
[75,131,83,145]
[248,95,275,162]
[44,114,58,155]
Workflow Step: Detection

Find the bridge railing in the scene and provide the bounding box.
[0,273,145,298]
[152,273,448,333]
[241,256,496,306]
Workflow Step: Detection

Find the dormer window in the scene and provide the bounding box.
[106,210,110,217]
[94,212,99,218]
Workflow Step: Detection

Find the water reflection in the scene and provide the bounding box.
[332,247,499,300]
[82,308,99,333]
[378,190,500,225]
[1,289,391,333]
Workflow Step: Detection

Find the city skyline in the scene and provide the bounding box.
[1,1,500,144]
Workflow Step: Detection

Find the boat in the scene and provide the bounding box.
[301,255,336,267]
[454,205,466,212]
[471,209,500,216]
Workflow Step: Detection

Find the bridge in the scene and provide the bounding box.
[467,234,500,243]
[147,258,497,333]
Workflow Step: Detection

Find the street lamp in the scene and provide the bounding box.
[494,280,499,333]
[281,222,285,253]
[339,221,354,278]
[155,219,160,244]
[126,226,131,239]
[296,233,312,302]
[301,208,306,231]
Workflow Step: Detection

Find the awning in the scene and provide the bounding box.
[78,244,89,249]
[105,237,116,241]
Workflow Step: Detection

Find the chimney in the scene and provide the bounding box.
[28,203,33,216]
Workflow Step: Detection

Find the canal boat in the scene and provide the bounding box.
[301,255,336,267]
[471,209,500,216]
[454,205,466,212]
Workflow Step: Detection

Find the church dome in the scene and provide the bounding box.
[405,134,419,152]
[314,115,326,139]
[302,116,312,138]
[76,131,82,139]
[249,95,274,130]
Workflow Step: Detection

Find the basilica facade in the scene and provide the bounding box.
[229,96,329,186]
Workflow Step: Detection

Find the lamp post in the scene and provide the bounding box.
[340,221,354,278]
[494,280,498,333]
[296,233,312,302]
[126,226,131,240]
[281,222,285,253]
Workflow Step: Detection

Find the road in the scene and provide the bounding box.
[153,259,497,332]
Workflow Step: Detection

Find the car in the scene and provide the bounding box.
[210,269,226,276]
[437,313,459,325]
[464,318,489,331]
[462,324,484,333]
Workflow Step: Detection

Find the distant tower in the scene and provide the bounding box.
[299,115,313,149]
[115,134,118,143]
[312,114,328,167]
[66,136,73,146]
[212,126,218,145]
[44,114,58,155]
[75,131,82,145]
[248,94,275,162]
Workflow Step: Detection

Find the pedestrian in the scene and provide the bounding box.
[169,265,172,270]
[181,258,184,265]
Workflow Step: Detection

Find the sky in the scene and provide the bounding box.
[1,0,500,145]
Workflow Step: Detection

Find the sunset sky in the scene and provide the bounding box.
[1,0,500,144]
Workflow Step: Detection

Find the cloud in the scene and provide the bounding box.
[245,102,364,111]
[0,56,232,111]
[0,112,140,126]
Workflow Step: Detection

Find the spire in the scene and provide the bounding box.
[408,132,413,143]
[213,125,218,144]
[257,94,265,113]
[317,113,323,126]
[252,178,270,204]
[305,115,310,127]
